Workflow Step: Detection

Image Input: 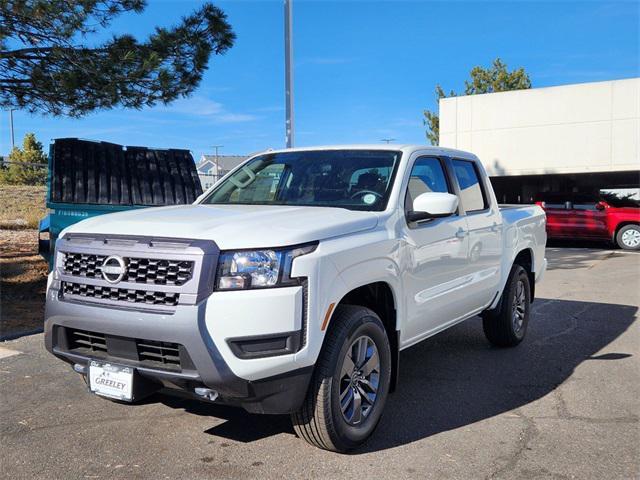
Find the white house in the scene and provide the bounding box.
[197,154,249,190]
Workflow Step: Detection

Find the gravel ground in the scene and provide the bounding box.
[0,247,638,479]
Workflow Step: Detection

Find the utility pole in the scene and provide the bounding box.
[210,145,223,175]
[9,109,15,149]
[284,0,294,148]
[380,138,396,144]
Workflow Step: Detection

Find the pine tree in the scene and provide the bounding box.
[424,58,531,145]
[0,1,235,117]
[0,133,48,185]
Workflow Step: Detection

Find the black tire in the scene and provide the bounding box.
[291,305,391,452]
[482,265,531,347]
[615,224,640,250]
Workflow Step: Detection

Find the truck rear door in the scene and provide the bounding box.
[570,196,609,239]
[449,159,502,312]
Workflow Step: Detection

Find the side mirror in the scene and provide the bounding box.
[595,201,607,211]
[407,192,459,223]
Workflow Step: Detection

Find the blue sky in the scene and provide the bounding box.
[2,0,638,159]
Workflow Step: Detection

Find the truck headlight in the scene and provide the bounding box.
[215,243,317,290]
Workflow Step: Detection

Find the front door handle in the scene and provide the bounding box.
[455,228,468,239]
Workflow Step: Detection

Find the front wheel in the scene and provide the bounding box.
[482,264,531,347]
[616,224,640,250]
[291,305,391,452]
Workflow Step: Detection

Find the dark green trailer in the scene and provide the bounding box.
[39,138,203,267]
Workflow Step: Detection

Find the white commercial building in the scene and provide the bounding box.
[439,78,639,203]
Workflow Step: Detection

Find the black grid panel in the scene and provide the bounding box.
[63,253,194,286]
[66,328,183,371]
[49,138,203,206]
[62,282,179,306]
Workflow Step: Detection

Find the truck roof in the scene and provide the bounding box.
[258,144,479,161]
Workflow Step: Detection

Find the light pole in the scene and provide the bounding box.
[9,109,15,149]
[284,0,294,148]
[380,138,396,144]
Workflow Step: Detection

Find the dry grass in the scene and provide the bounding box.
[0,230,47,338]
[0,185,47,230]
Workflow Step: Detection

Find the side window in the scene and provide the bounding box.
[404,157,450,212]
[451,159,488,212]
[543,203,568,210]
[573,203,598,211]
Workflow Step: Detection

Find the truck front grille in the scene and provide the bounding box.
[62,281,179,306]
[56,234,217,310]
[66,328,183,371]
[126,258,193,286]
[136,340,181,368]
[68,329,107,354]
[63,253,194,286]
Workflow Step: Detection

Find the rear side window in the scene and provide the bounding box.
[573,203,599,211]
[451,159,488,212]
[404,157,450,212]
[543,203,568,209]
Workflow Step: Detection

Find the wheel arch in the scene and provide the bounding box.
[513,248,535,302]
[329,281,400,392]
[613,221,640,244]
[489,247,536,313]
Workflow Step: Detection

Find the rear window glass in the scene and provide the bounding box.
[451,159,488,212]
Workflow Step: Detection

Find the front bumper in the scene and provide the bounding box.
[44,291,312,414]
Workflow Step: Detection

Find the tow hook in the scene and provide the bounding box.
[73,363,87,374]
[194,387,219,401]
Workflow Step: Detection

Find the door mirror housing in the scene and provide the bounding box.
[595,201,607,211]
[407,192,459,222]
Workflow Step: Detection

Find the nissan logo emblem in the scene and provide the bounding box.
[101,255,126,284]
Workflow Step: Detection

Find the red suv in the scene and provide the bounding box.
[536,190,640,250]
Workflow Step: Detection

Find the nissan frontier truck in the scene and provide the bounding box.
[45,145,547,452]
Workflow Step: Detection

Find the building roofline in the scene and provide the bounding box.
[440,77,639,103]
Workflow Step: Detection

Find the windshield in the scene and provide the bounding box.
[202,150,401,211]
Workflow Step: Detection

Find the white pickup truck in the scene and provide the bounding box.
[45,145,546,451]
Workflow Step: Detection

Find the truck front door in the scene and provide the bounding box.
[399,155,472,346]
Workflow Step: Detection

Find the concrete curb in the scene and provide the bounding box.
[0,327,44,342]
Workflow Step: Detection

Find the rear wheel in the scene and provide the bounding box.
[291,305,391,452]
[616,224,640,250]
[482,264,531,347]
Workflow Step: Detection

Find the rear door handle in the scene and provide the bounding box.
[455,228,468,239]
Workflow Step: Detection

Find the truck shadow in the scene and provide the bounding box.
[155,297,636,452]
[360,297,637,453]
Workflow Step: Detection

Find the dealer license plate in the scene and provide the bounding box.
[88,360,134,401]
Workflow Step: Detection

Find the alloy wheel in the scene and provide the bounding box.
[512,279,526,333]
[621,228,640,248]
[339,335,380,425]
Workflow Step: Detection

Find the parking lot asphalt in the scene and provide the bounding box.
[1,247,638,480]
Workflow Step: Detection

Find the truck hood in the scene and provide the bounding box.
[62,204,379,249]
